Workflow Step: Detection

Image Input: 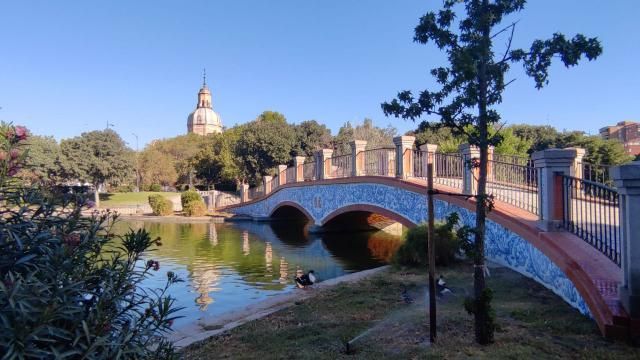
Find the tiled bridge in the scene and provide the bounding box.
[221,137,640,340]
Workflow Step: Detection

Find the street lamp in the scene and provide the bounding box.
[132,133,140,192]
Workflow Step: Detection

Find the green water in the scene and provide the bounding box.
[117,220,402,328]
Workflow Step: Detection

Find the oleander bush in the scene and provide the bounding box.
[0,123,182,359]
[148,194,173,216]
[149,183,162,192]
[394,213,461,267]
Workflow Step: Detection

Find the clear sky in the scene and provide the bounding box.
[0,0,638,148]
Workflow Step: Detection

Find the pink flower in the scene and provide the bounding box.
[14,126,27,141]
[7,166,19,176]
[0,151,6,161]
[9,149,20,160]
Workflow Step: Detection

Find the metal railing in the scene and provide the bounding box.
[362,148,395,176]
[286,166,296,184]
[433,152,463,190]
[330,154,352,178]
[579,162,612,186]
[248,183,264,200]
[487,160,539,215]
[272,174,279,191]
[561,175,620,266]
[303,161,316,181]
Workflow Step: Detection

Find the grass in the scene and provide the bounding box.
[181,263,640,359]
[99,192,178,207]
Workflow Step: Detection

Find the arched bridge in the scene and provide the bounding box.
[221,139,640,340]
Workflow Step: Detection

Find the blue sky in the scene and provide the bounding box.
[0,0,638,148]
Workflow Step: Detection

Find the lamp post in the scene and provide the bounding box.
[132,133,140,192]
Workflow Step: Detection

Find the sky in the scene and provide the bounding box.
[0,0,638,148]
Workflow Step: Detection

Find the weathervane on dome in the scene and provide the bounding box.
[202,68,207,87]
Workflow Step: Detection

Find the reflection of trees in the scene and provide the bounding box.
[367,234,403,262]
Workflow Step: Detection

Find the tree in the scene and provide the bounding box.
[193,131,245,189]
[60,129,135,206]
[235,112,297,185]
[382,0,601,344]
[147,134,208,188]
[20,135,67,184]
[139,148,178,189]
[293,120,332,157]
[333,118,397,155]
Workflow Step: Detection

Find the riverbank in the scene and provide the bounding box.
[181,262,640,359]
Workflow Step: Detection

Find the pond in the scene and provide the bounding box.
[116,220,403,329]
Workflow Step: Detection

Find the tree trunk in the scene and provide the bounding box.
[473,0,492,345]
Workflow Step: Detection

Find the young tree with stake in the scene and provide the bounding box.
[382,0,601,344]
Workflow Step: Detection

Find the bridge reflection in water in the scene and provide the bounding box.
[115,220,403,328]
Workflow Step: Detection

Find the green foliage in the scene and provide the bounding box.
[181,190,203,208]
[333,118,397,155]
[0,124,181,358]
[183,200,207,217]
[149,183,163,192]
[235,112,297,184]
[149,194,174,216]
[20,135,66,184]
[394,213,460,267]
[115,184,136,192]
[293,120,333,157]
[60,129,135,188]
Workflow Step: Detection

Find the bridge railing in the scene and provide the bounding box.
[248,183,264,200]
[330,153,352,179]
[303,160,316,181]
[487,159,539,215]
[578,161,613,187]
[286,166,296,184]
[362,148,395,177]
[560,174,620,266]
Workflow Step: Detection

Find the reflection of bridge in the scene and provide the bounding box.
[222,137,640,340]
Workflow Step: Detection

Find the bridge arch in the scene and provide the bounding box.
[320,204,417,229]
[268,201,314,223]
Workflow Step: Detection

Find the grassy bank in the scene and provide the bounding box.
[99,192,178,207]
[182,263,639,359]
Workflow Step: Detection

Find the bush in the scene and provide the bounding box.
[148,194,173,216]
[180,190,202,208]
[394,213,461,267]
[0,124,181,359]
[183,200,207,217]
[149,184,162,192]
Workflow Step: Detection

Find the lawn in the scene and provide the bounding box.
[182,263,640,359]
[99,192,179,207]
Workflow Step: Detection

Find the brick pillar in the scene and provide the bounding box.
[317,149,333,180]
[350,140,367,176]
[293,156,305,182]
[240,184,249,203]
[278,165,287,185]
[531,148,581,231]
[613,161,640,317]
[419,144,438,178]
[393,136,416,179]
[263,176,273,195]
[459,144,480,196]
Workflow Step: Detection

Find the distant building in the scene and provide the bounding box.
[187,70,223,136]
[599,121,640,156]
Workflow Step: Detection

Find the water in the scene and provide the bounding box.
[115,220,403,328]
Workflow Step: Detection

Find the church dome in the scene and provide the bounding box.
[187,72,223,136]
